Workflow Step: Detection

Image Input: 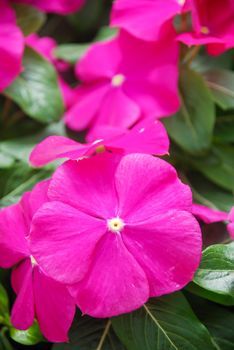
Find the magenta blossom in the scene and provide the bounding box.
[0,0,24,92]
[12,0,85,14]
[65,29,180,132]
[31,153,202,318]
[30,119,169,167]
[26,34,77,109]
[227,207,234,239]
[178,0,234,55]
[0,181,75,342]
[192,204,228,224]
[111,0,189,41]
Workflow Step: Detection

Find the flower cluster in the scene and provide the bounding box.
[0,0,233,344]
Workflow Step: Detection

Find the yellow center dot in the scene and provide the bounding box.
[96,145,106,153]
[201,26,210,34]
[107,217,125,233]
[30,255,37,266]
[111,74,125,87]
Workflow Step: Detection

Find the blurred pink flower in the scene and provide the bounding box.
[12,0,85,14]
[65,29,180,132]
[0,0,24,92]
[30,119,169,167]
[0,181,75,342]
[227,207,234,239]
[178,0,234,55]
[192,204,228,224]
[31,153,202,318]
[26,34,77,109]
[111,0,188,41]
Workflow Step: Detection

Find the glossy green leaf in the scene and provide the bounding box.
[53,315,125,350]
[187,294,234,350]
[5,47,64,123]
[214,115,234,143]
[203,69,234,110]
[164,68,215,155]
[9,321,44,346]
[13,4,46,36]
[193,243,234,305]
[53,43,90,64]
[112,292,216,350]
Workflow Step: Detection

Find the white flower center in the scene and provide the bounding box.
[30,255,37,266]
[201,26,210,34]
[178,0,185,5]
[107,217,125,233]
[111,74,125,87]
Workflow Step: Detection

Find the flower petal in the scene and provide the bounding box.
[192,204,228,224]
[123,210,202,296]
[31,202,106,284]
[70,232,149,317]
[11,259,35,330]
[34,267,75,342]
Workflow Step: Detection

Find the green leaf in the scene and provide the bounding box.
[13,4,46,36]
[203,69,234,110]
[5,47,64,123]
[0,331,13,350]
[193,243,234,305]
[53,44,90,64]
[164,68,215,155]
[0,285,9,316]
[187,294,234,350]
[214,115,234,143]
[112,292,216,350]
[190,145,234,192]
[9,321,44,346]
[53,315,125,350]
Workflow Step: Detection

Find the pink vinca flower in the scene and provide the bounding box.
[179,0,234,55]
[227,207,234,239]
[30,119,169,167]
[111,0,189,41]
[0,0,24,92]
[31,153,202,318]
[0,181,75,342]
[65,28,180,132]
[26,34,77,109]
[192,204,228,224]
[12,0,85,14]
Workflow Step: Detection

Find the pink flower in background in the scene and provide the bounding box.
[65,29,180,132]
[12,0,85,14]
[26,34,77,109]
[192,204,228,224]
[0,0,24,92]
[178,0,234,55]
[31,153,201,318]
[227,207,234,239]
[111,0,189,41]
[0,181,75,342]
[30,119,169,167]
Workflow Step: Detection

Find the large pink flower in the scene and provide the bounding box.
[0,0,24,92]
[178,0,234,54]
[65,29,180,132]
[12,0,85,14]
[111,0,189,41]
[0,181,75,342]
[31,153,202,318]
[30,119,169,167]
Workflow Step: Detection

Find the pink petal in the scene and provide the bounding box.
[123,210,202,296]
[34,266,75,343]
[111,0,183,41]
[11,259,35,330]
[31,202,106,284]
[69,232,149,318]
[13,0,85,14]
[48,154,120,218]
[76,38,121,82]
[25,34,56,63]
[0,204,29,268]
[0,0,24,92]
[58,78,78,109]
[115,154,192,223]
[65,83,109,131]
[192,204,228,224]
[30,136,89,167]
